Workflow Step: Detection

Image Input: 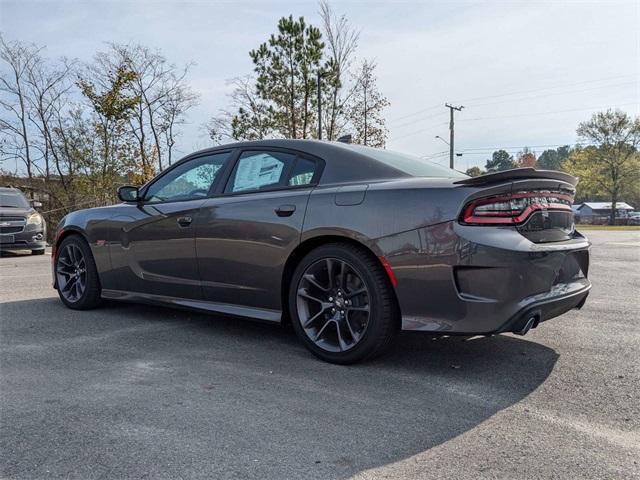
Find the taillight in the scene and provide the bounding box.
[461,191,573,225]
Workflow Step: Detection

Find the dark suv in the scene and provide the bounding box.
[0,187,46,255]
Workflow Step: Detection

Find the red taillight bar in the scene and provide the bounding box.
[461,192,573,225]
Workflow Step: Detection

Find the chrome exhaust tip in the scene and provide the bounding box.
[515,316,537,336]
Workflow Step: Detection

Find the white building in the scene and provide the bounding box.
[576,202,635,218]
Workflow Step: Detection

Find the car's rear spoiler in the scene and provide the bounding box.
[453,168,578,187]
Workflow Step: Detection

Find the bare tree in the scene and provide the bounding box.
[93,44,198,175]
[205,76,276,143]
[319,0,359,140]
[160,79,198,166]
[0,36,43,183]
[348,60,389,147]
[25,57,75,180]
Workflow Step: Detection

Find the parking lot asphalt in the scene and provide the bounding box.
[1,230,639,480]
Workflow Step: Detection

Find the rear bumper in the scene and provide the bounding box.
[377,221,591,334]
[494,279,590,334]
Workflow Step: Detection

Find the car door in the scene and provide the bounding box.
[109,151,232,300]
[196,149,322,317]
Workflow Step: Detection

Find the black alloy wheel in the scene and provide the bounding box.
[55,235,101,309]
[290,243,398,364]
[296,257,371,353]
[57,243,87,303]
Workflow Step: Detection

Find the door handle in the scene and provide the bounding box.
[275,205,296,217]
[177,216,193,227]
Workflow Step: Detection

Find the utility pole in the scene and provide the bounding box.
[317,70,322,140]
[445,103,464,169]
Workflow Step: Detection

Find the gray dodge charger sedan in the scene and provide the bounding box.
[53,140,591,363]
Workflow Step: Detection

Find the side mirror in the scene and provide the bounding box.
[117,185,140,202]
[30,200,43,208]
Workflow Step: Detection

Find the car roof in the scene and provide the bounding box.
[186,139,411,184]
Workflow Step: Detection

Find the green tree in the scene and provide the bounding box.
[465,166,483,177]
[564,110,640,224]
[485,150,516,172]
[206,7,389,145]
[77,62,140,201]
[250,15,324,139]
[537,145,570,171]
[516,147,537,168]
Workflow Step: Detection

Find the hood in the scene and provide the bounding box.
[0,206,35,218]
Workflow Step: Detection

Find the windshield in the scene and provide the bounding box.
[336,143,467,178]
[0,191,30,208]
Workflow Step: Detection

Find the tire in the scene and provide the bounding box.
[289,243,398,364]
[55,235,102,310]
[31,249,45,255]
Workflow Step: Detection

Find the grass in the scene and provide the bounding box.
[577,224,640,230]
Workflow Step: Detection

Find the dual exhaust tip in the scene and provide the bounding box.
[515,314,540,336]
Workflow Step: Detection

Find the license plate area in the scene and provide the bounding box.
[554,251,588,285]
[0,235,15,244]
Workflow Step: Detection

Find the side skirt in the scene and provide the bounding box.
[101,289,282,323]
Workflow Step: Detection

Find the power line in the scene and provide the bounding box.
[389,102,638,142]
[461,143,576,151]
[462,80,638,109]
[390,121,448,141]
[457,102,639,123]
[390,110,447,130]
[450,74,638,104]
[387,103,442,124]
[386,74,637,128]
[392,79,634,130]
[421,150,448,159]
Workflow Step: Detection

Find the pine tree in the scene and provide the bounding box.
[250,15,324,139]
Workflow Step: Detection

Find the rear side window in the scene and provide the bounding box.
[336,143,467,178]
[288,157,317,186]
[225,150,321,193]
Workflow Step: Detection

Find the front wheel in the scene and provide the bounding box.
[55,235,102,310]
[289,243,398,364]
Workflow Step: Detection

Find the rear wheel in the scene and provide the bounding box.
[289,243,398,364]
[55,235,101,310]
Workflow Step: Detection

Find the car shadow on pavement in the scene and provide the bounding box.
[1,297,558,480]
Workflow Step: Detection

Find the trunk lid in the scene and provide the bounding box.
[454,167,577,187]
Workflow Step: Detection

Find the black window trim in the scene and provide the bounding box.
[220,147,325,197]
[137,149,236,205]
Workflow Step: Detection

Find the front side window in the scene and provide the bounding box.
[144,152,230,203]
[226,151,297,193]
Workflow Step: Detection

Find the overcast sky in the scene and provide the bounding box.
[1,0,639,170]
